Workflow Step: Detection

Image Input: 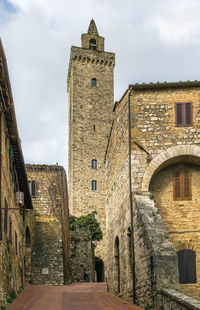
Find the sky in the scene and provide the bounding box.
[1,0,200,172]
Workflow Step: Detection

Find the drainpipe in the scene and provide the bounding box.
[128,86,136,304]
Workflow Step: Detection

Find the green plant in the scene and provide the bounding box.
[145,305,149,310]
[0,306,6,310]
[69,213,102,241]
[7,289,16,304]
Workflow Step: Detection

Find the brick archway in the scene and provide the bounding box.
[141,145,200,192]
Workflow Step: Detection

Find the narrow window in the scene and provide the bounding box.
[91,159,97,170]
[93,125,96,131]
[91,78,97,86]
[15,232,18,255]
[177,249,196,283]
[28,180,36,197]
[4,199,8,234]
[92,180,97,191]
[89,39,96,50]
[173,167,191,200]
[175,102,192,126]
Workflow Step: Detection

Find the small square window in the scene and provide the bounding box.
[91,78,97,87]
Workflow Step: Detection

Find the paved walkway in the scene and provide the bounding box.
[7,283,143,310]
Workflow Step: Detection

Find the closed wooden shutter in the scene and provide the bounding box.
[173,170,181,200]
[183,169,191,200]
[188,250,196,283]
[173,167,191,200]
[185,102,192,126]
[177,250,186,283]
[176,103,183,126]
[177,250,196,284]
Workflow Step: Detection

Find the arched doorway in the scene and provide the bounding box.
[25,226,31,283]
[95,257,104,282]
[114,236,120,293]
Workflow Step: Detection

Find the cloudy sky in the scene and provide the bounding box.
[1,0,200,172]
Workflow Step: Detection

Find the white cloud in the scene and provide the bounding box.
[1,0,200,172]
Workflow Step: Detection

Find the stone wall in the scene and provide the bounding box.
[134,195,178,309]
[67,20,115,264]
[159,289,200,310]
[70,231,92,282]
[26,164,70,285]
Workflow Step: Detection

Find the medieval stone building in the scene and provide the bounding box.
[105,82,200,309]
[25,164,70,285]
[0,39,33,305]
[67,19,115,273]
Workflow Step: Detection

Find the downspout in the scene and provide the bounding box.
[128,86,136,304]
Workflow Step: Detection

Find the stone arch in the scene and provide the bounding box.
[142,145,200,192]
[25,226,31,283]
[174,240,197,252]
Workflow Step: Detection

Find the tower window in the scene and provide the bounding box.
[173,166,191,200]
[92,180,97,191]
[177,249,196,283]
[175,102,193,126]
[91,159,97,170]
[89,39,97,50]
[92,78,97,86]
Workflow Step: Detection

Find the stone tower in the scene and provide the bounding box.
[67,19,115,263]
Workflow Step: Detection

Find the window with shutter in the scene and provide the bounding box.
[173,166,191,200]
[175,102,193,126]
[177,249,196,284]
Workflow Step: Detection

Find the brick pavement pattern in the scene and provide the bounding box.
[6,283,143,310]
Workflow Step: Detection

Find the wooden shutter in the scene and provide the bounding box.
[185,103,192,126]
[187,250,196,283]
[173,170,181,200]
[176,103,183,126]
[177,250,186,283]
[183,169,191,200]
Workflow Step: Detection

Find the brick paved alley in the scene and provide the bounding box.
[6,283,143,310]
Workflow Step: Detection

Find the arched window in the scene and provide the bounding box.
[89,39,96,50]
[91,78,97,86]
[91,159,97,169]
[91,180,97,191]
[177,249,196,283]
